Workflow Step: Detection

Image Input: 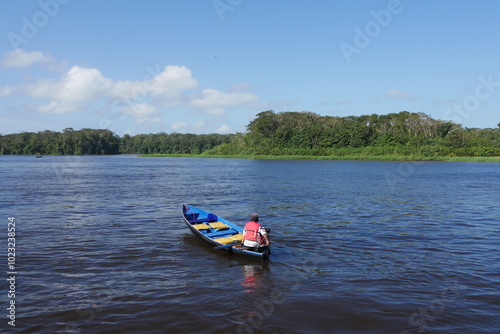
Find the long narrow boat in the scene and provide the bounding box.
[182,204,270,260]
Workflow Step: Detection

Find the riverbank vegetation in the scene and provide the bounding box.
[0,128,233,155]
[0,128,121,155]
[138,153,500,162]
[204,111,500,158]
[1,111,499,160]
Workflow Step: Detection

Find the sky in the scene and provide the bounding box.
[1,0,499,136]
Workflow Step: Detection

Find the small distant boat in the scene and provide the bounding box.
[35,155,43,158]
[182,204,270,260]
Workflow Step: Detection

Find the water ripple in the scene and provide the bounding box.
[1,156,499,333]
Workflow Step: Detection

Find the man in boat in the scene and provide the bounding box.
[241,213,270,251]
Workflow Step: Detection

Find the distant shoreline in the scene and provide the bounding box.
[137,154,500,162]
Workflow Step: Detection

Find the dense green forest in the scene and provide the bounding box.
[205,111,500,157]
[0,128,121,155]
[0,128,234,155]
[1,111,499,157]
[120,132,235,154]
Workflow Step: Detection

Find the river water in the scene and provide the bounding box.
[0,155,499,334]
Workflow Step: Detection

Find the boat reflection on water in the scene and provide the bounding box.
[237,263,285,333]
[242,264,263,293]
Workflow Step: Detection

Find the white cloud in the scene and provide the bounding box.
[146,65,198,94]
[47,66,111,102]
[110,65,197,99]
[36,101,80,114]
[191,89,258,108]
[0,51,260,129]
[172,121,208,133]
[2,65,196,118]
[17,65,112,114]
[206,107,225,116]
[171,122,188,132]
[215,124,230,133]
[121,103,156,118]
[189,89,259,117]
[1,49,55,68]
[386,89,420,101]
[0,85,16,97]
[194,121,206,130]
[120,103,160,125]
[2,63,197,110]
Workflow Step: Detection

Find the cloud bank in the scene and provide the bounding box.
[1,49,55,68]
[0,49,259,130]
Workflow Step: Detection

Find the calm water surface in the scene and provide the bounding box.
[0,155,499,334]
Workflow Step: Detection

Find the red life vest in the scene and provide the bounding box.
[244,221,261,242]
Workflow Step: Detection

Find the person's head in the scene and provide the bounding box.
[250,213,259,222]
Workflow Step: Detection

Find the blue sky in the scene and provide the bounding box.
[1,0,499,136]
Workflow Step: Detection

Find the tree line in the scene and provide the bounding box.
[1,111,499,157]
[119,132,235,154]
[0,128,234,155]
[205,110,500,157]
[0,128,120,155]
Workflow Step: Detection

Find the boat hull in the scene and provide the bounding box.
[182,204,270,260]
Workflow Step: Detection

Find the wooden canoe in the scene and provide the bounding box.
[182,204,270,260]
